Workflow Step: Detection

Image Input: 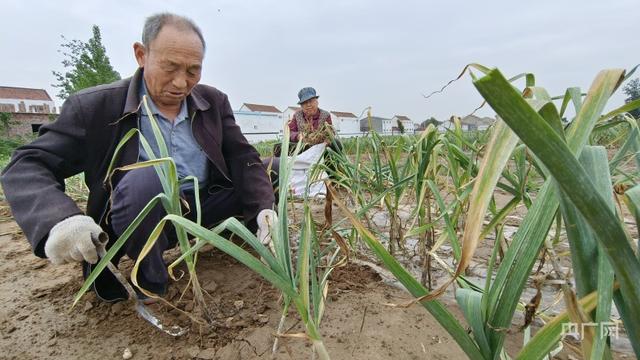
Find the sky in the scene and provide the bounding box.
[3,0,638,122]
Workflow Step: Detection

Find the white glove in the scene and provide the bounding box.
[256,209,278,246]
[44,215,104,265]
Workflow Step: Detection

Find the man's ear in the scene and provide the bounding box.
[133,42,146,68]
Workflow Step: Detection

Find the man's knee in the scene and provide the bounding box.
[110,166,165,236]
[113,166,164,202]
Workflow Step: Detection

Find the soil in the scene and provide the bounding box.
[0,196,634,360]
[0,216,470,360]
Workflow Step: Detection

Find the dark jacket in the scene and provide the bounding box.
[1,69,275,257]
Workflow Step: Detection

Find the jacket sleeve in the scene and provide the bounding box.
[219,94,275,232]
[288,115,299,142]
[0,95,86,257]
[325,113,333,126]
[324,112,336,135]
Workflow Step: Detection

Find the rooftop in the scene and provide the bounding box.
[0,86,53,101]
[331,111,357,118]
[242,103,281,113]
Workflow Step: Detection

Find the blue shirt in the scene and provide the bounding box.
[138,82,209,190]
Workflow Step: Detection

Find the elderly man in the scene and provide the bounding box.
[0,13,277,302]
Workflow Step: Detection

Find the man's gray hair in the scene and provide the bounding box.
[142,13,206,51]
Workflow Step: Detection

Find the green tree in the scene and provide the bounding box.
[0,112,16,136]
[396,119,405,134]
[421,116,442,128]
[623,78,640,119]
[52,25,121,100]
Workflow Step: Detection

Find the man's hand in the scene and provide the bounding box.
[44,215,104,265]
[256,209,278,246]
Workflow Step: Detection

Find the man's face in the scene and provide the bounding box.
[134,25,204,112]
[301,97,319,117]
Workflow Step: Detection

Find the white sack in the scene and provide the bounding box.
[289,143,328,198]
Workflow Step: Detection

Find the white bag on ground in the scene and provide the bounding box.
[289,143,328,198]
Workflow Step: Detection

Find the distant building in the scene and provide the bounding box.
[458,115,495,131]
[0,86,57,136]
[239,102,281,114]
[391,115,415,134]
[439,115,495,132]
[0,86,56,114]
[360,116,393,135]
[330,111,360,138]
[234,103,283,143]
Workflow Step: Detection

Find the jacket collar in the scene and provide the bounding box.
[122,68,211,116]
[187,84,211,115]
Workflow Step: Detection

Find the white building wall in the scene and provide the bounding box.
[233,111,283,143]
[331,115,362,138]
[400,119,414,133]
[382,119,392,135]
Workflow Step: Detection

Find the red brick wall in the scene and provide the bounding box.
[5,113,56,137]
